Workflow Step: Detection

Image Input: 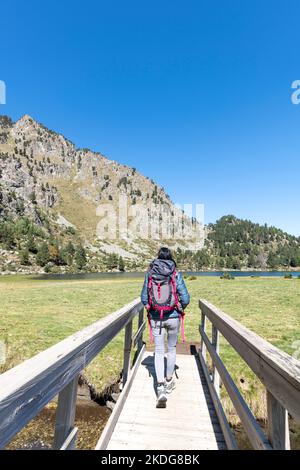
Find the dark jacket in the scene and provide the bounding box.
[140,259,190,319]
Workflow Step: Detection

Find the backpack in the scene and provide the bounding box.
[147,270,180,319]
[145,260,186,342]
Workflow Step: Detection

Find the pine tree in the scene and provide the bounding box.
[48,243,61,265]
[36,242,50,266]
[118,256,125,271]
[20,248,30,266]
[75,245,87,270]
[106,253,119,270]
[61,241,75,265]
[27,235,37,253]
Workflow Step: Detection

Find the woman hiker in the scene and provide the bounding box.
[141,247,190,408]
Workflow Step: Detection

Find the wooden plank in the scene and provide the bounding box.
[108,433,227,450]
[108,428,226,450]
[137,308,145,352]
[106,353,226,450]
[53,374,79,449]
[118,411,221,427]
[95,344,146,450]
[200,300,300,421]
[132,321,146,348]
[200,326,272,450]
[0,298,142,449]
[122,320,133,385]
[200,311,207,363]
[197,350,237,450]
[112,421,225,440]
[122,400,216,412]
[60,427,78,450]
[212,325,220,396]
[267,390,290,450]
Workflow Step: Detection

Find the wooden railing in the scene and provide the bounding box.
[0,298,145,450]
[199,299,300,450]
[2,296,299,451]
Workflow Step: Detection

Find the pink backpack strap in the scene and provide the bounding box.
[172,271,186,342]
[170,271,180,309]
[147,275,153,308]
[180,312,186,342]
[147,312,154,343]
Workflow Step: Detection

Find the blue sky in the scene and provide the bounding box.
[1,1,300,235]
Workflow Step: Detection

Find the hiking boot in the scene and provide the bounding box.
[156,383,167,408]
[165,377,176,394]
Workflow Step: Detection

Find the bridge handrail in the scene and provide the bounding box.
[0,298,145,449]
[199,299,300,450]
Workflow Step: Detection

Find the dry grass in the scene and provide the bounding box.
[51,178,99,240]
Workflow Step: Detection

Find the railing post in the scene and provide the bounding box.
[53,374,79,450]
[212,325,220,396]
[122,319,133,386]
[266,390,290,449]
[200,310,207,363]
[137,308,144,352]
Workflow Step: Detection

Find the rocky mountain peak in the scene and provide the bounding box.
[0,114,202,271]
[18,114,35,124]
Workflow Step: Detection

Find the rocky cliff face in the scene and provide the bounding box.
[0,116,59,220]
[0,114,202,271]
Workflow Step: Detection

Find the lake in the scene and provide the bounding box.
[33,270,300,281]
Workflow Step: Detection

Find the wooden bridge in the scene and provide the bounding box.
[0,298,300,450]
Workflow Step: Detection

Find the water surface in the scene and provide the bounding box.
[33,270,300,281]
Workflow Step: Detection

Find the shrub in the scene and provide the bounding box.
[29,192,37,205]
[60,241,76,266]
[48,244,61,265]
[65,226,76,235]
[0,222,15,249]
[220,272,235,280]
[36,242,50,266]
[26,235,37,254]
[106,253,119,270]
[20,249,30,266]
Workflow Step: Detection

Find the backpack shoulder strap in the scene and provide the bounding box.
[147,274,153,307]
[170,270,180,309]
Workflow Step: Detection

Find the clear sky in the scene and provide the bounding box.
[1,1,300,235]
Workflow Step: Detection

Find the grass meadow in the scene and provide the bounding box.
[1,274,300,436]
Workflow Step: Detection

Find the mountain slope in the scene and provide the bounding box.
[0,114,201,273]
[175,215,300,270]
[1,115,298,274]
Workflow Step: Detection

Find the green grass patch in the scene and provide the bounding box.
[0,275,299,418]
